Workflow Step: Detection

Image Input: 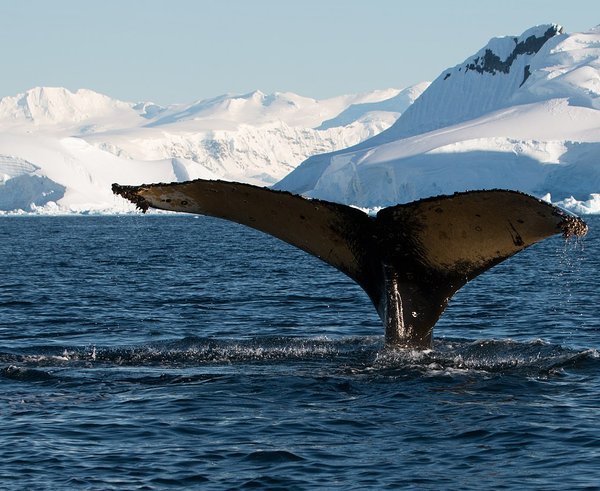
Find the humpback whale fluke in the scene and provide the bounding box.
[112,179,587,348]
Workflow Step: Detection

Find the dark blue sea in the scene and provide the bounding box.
[1,215,598,490]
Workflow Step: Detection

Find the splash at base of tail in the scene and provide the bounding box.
[112,179,587,349]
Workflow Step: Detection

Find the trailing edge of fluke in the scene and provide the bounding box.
[112,179,588,348]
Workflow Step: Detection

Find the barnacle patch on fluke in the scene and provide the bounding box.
[112,183,151,212]
[559,213,588,239]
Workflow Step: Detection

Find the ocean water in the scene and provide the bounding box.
[0,215,598,490]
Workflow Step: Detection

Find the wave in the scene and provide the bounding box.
[368,339,598,377]
[0,365,58,382]
[0,336,596,380]
[0,336,376,366]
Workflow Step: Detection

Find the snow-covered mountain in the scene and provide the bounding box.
[0,86,164,132]
[82,87,421,186]
[276,24,600,214]
[3,23,600,215]
[0,85,424,212]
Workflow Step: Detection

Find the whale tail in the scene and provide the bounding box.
[112,179,587,348]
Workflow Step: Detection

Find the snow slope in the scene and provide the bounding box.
[0,134,220,213]
[0,86,422,212]
[275,24,600,213]
[316,83,429,130]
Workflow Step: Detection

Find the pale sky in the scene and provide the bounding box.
[0,0,597,105]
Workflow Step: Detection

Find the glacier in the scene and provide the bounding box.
[275,24,600,214]
[0,86,423,213]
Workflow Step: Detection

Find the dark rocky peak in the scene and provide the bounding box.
[464,25,563,76]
